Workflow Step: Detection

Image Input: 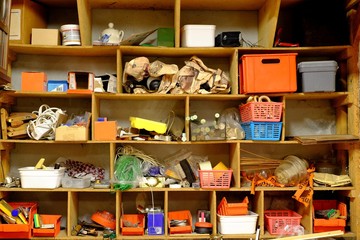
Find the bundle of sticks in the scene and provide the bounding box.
[240,157,281,172]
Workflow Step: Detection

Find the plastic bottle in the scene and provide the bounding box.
[275,155,309,186]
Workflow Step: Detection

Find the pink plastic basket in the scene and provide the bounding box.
[199,170,232,189]
[239,102,283,122]
[264,210,302,235]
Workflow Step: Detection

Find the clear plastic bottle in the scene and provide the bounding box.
[275,155,309,186]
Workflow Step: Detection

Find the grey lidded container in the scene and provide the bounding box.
[297,60,338,92]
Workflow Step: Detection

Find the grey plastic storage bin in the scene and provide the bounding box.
[297,60,338,92]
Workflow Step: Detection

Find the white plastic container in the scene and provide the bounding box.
[297,60,338,92]
[217,211,258,234]
[181,24,216,47]
[60,24,81,46]
[19,167,65,189]
[62,176,91,188]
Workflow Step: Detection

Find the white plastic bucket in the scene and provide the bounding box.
[60,24,81,46]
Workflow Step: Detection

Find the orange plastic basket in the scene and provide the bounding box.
[264,210,302,235]
[33,215,61,237]
[121,214,145,236]
[199,170,232,189]
[239,102,283,122]
[217,196,249,215]
[313,200,346,233]
[0,202,38,239]
[168,210,192,234]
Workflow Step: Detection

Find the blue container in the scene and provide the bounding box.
[241,122,282,141]
[147,212,164,235]
[47,80,68,92]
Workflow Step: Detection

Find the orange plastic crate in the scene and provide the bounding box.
[264,210,302,235]
[0,202,38,239]
[313,200,346,233]
[239,53,297,94]
[217,197,249,215]
[168,210,192,234]
[199,170,232,189]
[121,214,145,236]
[239,101,283,122]
[33,215,61,237]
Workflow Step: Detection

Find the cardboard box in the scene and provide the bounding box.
[10,0,46,44]
[94,121,117,140]
[21,72,47,92]
[55,125,89,141]
[31,28,60,45]
[67,71,94,94]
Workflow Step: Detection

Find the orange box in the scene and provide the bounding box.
[94,121,117,140]
[0,202,37,239]
[121,214,145,236]
[21,72,47,92]
[239,53,297,94]
[168,210,192,234]
[313,200,346,233]
[33,215,61,237]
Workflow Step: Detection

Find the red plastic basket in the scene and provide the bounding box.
[239,102,283,122]
[264,210,302,235]
[199,170,232,189]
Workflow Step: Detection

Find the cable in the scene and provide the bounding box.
[27,104,65,140]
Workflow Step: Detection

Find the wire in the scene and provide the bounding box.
[27,104,65,140]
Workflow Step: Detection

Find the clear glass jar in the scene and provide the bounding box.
[275,155,309,186]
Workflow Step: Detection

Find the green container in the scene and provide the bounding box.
[157,28,174,47]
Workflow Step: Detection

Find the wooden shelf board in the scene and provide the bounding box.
[9,44,350,58]
[9,44,118,57]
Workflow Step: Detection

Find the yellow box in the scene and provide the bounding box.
[31,28,60,45]
[55,125,89,141]
[10,0,46,44]
[21,72,47,92]
[94,121,117,140]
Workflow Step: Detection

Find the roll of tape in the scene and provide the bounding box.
[198,161,212,170]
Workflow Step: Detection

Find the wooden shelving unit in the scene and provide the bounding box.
[0,0,359,239]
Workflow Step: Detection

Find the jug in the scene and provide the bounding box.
[101,22,124,45]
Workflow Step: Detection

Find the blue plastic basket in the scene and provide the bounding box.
[241,122,282,141]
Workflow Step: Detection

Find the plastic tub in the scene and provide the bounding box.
[298,60,338,92]
[121,214,145,235]
[18,167,65,189]
[0,202,38,239]
[239,53,297,94]
[181,24,216,47]
[61,176,91,188]
[217,211,258,234]
[33,215,61,237]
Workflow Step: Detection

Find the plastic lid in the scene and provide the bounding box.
[181,24,216,30]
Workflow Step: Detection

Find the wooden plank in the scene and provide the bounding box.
[77,0,92,46]
[294,134,359,145]
[258,0,281,48]
[278,230,343,240]
[0,108,8,140]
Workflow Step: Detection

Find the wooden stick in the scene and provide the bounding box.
[276,230,343,240]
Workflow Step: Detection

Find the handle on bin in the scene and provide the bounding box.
[261,58,280,64]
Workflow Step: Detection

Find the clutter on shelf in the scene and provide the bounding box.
[55,111,91,141]
[190,108,245,141]
[123,56,231,94]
